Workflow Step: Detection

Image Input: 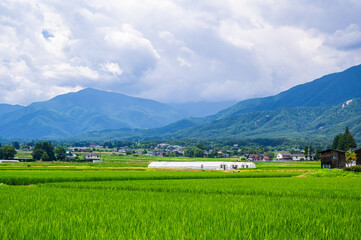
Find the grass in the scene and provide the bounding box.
[1,161,360,239]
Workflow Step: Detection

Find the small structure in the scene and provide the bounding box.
[148,161,256,170]
[292,154,305,161]
[84,153,100,161]
[0,160,20,164]
[262,156,271,161]
[320,149,346,169]
[277,152,293,161]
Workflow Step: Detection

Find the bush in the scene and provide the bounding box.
[343,165,361,172]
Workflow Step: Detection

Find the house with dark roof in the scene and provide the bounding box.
[320,149,346,169]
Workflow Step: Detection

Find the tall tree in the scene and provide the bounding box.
[304,145,309,160]
[12,141,20,150]
[32,142,55,161]
[54,146,66,161]
[332,127,357,151]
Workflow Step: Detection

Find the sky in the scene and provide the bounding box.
[0,0,361,105]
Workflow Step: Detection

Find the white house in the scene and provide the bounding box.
[276,153,293,161]
[148,161,256,170]
[84,153,100,161]
[292,154,305,161]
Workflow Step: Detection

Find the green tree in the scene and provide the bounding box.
[0,145,17,159]
[314,148,320,161]
[332,127,357,151]
[185,148,195,157]
[41,152,50,161]
[194,148,204,158]
[304,145,309,160]
[309,145,314,160]
[32,148,44,160]
[12,141,20,150]
[32,142,55,161]
[54,146,66,161]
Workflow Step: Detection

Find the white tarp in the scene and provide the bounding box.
[0,160,20,164]
[148,161,256,170]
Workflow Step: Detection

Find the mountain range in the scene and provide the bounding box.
[74,64,361,143]
[0,64,360,141]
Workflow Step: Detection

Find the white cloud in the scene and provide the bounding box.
[0,0,360,105]
[101,62,123,76]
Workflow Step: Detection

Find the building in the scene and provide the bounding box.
[248,154,261,161]
[148,161,256,170]
[262,156,271,161]
[84,153,100,161]
[292,154,305,161]
[276,152,293,161]
[320,149,346,169]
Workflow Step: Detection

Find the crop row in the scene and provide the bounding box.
[1,177,361,239]
[43,177,361,201]
[0,169,302,185]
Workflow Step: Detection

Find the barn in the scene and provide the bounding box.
[148,161,256,170]
[320,149,346,169]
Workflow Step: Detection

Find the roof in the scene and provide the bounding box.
[320,149,346,153]
[278,152,292,156]
[292,154,305,157]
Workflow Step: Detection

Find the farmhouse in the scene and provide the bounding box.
[84,153,100,161]
[276,152,293,161]
[320,149,346,169]
[292,154,305,161]
[148,161,256,170]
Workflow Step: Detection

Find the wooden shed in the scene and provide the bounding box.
[320,149,346,169]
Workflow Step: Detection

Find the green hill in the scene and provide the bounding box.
[215,64,361,119]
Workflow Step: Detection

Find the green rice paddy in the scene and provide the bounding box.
[1,162,360,239]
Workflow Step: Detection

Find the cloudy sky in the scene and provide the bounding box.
[1,0,361,105]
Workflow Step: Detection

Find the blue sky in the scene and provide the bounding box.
[0,0,361,105]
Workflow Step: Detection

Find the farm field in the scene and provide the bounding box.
[1,162,360,239]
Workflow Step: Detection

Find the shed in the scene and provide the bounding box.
[148,161,256,170]
[320,149,346,169]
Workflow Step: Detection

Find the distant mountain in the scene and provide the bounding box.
[72,64,361,143]
[0,104,24,115]
[74,98,361,143]
[0,88,187,139]
[215,64,361,119]
[170,101,237,118]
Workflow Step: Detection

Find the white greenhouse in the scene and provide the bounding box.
[148,161,256,170]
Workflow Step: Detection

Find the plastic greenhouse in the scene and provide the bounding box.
[148,161,256,170]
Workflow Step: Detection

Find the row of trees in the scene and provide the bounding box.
[32,142,66,161]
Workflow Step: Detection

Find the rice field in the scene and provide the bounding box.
[1,164,361,239]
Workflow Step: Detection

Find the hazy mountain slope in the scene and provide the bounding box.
[0,104,24,115]
[73,98,361,143]
[215,64,361,119]
[170,101,237,117]
[0,88,188,139]
[174,98,361,142]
